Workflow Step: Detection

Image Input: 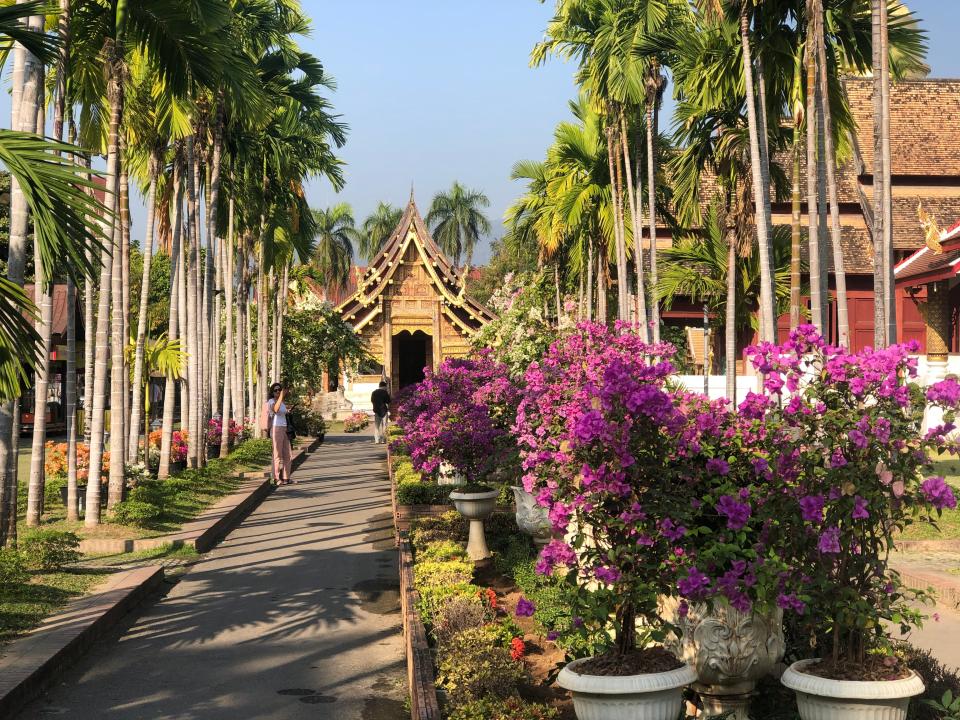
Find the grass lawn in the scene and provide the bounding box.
[18,439,273,542]
[0,567,110,646]
[85,542,200,568]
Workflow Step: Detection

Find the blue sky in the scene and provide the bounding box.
[300,0,960,263]
[2,1,958,263]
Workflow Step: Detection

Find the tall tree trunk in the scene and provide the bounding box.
[220,198,235,449]
[586,238,594,322]
[806,9,826,334]
[619,114,648,340]
[177,196,188,434]
[790,128,802,330]
[277,264,288,380]
[740,8,776,342]
[725,231,737,402]
[185,136,201,467]
[814,3,849,348]
[0,8,44,544]
[606,117,629,322]
[646,100,661,343]
[128,152,160,459]
[269,267,278,382]
[159,169,183,479]
[257,258,268,432]
[880,0,895,344]
[108,215,126,509]
[120,167,131,441]
[871,0,887,348]
[597,249,608,322]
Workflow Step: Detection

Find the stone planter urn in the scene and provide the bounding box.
[661,596,785,720]
[449,488,499,561]
[557,657,697,720]
[512,486,552,546]
[781,659,924,720]
[437,461,466,487]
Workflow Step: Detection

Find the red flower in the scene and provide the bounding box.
[510,637,526,661]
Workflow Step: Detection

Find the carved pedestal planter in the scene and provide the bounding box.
[449,489,499,562]
[557,658,697,720]
[512,486,552,546]
[662,597,785,720]
[781,659,924,720]
[437,461,466,487]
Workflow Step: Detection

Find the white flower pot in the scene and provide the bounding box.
[557,657,697,720]
[781,659,925,720]
[512,485,552,546]
[437,460,466,486]
[661,596,785,719]
[449,489,499,561]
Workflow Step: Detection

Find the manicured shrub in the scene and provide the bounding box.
[110,499,163,527]
[410,512,468,554]
[414,551,475,625]
[0,547,28,584]
[396,480,450,506]
[418,540,467,562]
[448,697,559,720]
[18,530,81,570]
[433,596,491,647]
[437,626,525,708]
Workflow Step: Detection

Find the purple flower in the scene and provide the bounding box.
[546,631,560,641]
[928,378,960,407]
[677,600,689,618]
[572,616,584,628]
[573,409,608,443]
[716,495,751,531]
[852,495,870,520]
[829,448,848,468]
[659,518,687,542]
[818,526,841,554]
[777,593,806,614]
[706,458,730,476]
[594,566,621,584]
[515,597,536,617]
[848,429,869,450]
[678,567,711,599]
[921,476,958,510]
[799,494,825,523]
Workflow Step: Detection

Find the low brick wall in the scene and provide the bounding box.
[399,538,441,720]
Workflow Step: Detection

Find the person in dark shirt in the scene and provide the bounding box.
[371,381,391,444]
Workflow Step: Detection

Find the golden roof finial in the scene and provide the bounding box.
[454,264,470,305]
[918,202,943,254]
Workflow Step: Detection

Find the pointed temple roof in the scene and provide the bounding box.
[336,197,495,334]
[895,217,960,288]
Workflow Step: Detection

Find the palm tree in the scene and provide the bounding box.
[312,204,357,295]
[426,182,491,268]
[360,202,402,261]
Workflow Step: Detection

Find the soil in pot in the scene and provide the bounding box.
[802,656,912,682]
[576,647,684,677]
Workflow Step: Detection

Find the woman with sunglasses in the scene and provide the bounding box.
[266,382,294,485]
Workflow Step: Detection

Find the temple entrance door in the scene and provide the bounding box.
[394,330,433,389]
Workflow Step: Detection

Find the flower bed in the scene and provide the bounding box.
[343,411,370,433]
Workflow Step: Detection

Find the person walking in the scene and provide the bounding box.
[264,382,294,484]
[371,380,391,444]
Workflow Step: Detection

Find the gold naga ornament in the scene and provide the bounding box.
[918,202,943,254]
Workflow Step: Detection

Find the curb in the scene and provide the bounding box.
[0,565,165,718]
[78,436,321,556]
[399,538,441,720]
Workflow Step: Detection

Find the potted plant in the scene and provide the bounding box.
[749,326,959,720]
[516,323,697,720]
[206,417,223,459]
[449,482,500,562]
[511,485,551,546]
[170,430,188,474]
[663,392,792,720]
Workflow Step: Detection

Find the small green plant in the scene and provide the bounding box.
[418,540,467,562]
[448,697,559,720]
[19,530,81,570]
[410,511,468,553]
[437,626,525,708]
[396,480,450,506]
[110,499,163,527]
[414,550,476,625]
[925,690,960,720]
[0,547,28,584]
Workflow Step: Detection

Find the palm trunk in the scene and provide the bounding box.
[159,168,183,479]
[880,0,895,344]
[269,267,278,382]
[277,264,288,380]
[646,101,661,343]
[790,128,802,329]
[740,8,776,343]
[257,258,268,430]
[220,197,235,449]
[108,212,126,509]
[128,152,160,459]
[619,113,648,340]
[871,0,887,348]
[606,117,628,322]
[726,231,737,402]
[806,10,826,334]
[586,238,594,322]
[814,3,849,348]
[597,249,608,322]
[120,168,131,437]
[185,136,201,467]
[177,193,188,434]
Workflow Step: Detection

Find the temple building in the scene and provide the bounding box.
[334,196,494,407]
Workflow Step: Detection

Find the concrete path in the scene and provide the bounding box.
[16,432,407,720]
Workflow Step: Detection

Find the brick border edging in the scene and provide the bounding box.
[896,566,960,610]
[399,537,442,720]
[0,565,165,718]
[78,436,322,555]
[895,538,960,552]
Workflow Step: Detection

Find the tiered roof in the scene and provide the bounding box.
[336,197,494,334]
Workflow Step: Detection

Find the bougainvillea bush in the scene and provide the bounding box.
[393,352,520,483]
[744,326,959,675]
[343,412,370,433]
[515,322,696,659]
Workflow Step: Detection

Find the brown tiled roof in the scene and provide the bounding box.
[894,245,960,286]
[793,226,875,275]
[845,78,960,177]
[22,283,84,339]
[892,196,960,249]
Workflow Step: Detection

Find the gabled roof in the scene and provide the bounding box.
[895,216,960,288]
[337,197,494,334]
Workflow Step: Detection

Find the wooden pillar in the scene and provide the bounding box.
[432,301,442,368]
[383,299,393,390]
[926,280,951,362]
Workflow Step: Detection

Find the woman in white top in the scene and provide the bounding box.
[266,383,293,485]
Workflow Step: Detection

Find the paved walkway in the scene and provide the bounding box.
[17,432,407,720]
